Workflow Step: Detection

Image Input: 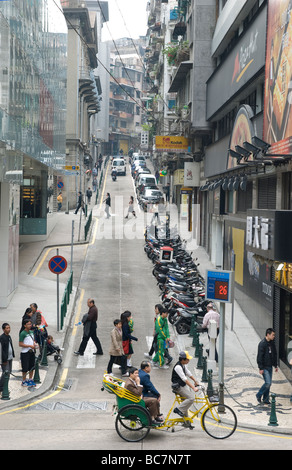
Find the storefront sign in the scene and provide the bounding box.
[263,0,292,154]
[155,135,189,152]
[184,162,200,186]
[246,210,292,262]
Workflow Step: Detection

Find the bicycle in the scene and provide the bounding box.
[101,373,237,442]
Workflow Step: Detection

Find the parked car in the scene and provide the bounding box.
[136,174,157,195]
[139,188,164,211]
[133,155,146,164]
[112,158,126,176]
[134,168,151,185]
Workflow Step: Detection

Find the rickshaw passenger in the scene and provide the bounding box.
[124,367,162,425]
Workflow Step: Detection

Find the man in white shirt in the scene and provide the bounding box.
[202,303,220,362]
[171,351,199,418]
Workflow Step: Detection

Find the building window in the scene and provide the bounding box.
[258,177,277,209]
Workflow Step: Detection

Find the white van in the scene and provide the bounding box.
[112,158,126,176]
[136,174,157,195]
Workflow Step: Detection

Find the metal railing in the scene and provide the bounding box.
[60,271,73,330]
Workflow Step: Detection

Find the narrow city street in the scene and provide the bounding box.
[0,162,291,452]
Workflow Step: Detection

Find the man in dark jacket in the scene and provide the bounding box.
[139,361,163,421]
[256,328,278,404]
[74,299,103,356]
[74,191,85,215]
[0,323,15,393]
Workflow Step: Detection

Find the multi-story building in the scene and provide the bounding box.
[61,0,105,209]
[0,0,67,307]
[108,37,147,155]
[203,0,292,373]
[145,0,292,374]
[145,0,216,228]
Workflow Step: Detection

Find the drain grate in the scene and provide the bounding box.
[24,401,108,412]
[53,378,74,392]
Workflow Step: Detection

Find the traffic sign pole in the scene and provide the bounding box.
[48,253,68,332]
[205,269,234,407]
[57,249,60,331]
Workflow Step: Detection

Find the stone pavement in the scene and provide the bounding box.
[0,162,291,436]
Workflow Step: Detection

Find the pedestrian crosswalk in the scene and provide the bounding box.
[76,339,97,369]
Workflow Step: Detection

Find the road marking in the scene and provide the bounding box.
[0,368,69,416]
[33,248,53,277]
[72,288,85,337]
[76,339,96,369]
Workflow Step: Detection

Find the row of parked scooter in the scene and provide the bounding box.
[144,225,209,335]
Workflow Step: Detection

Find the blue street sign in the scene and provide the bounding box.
[48,255,67,274]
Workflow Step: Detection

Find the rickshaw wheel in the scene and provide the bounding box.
[115,404,151,442]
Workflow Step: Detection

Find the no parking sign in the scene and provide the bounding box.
[48,252,67,331]
[48,255,67,274]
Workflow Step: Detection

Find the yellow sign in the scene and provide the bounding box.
[64,165,80,170]
[155,136,189,152]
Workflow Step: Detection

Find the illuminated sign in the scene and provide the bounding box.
[206,270,234,303]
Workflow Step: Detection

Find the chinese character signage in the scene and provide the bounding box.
[263,0,292,154]
[246,210,292,262]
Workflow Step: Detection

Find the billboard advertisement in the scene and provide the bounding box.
[263,0,292,153]
[155,135,189,152]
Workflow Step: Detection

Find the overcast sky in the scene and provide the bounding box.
[102,0,148,41]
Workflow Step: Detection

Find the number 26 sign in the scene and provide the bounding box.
[206,270,234,304]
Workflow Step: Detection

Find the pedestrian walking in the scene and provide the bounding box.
[151,203,161,225]
[144,304,162,359]
[256,328,278,404]
[74,191,85,214]
[19,319,37,387]
[92,176,97,192]
[107,319,128,377]
[86,187,92,204]
[202,302,220,362]
[121,311,138,368]
[171,351,199,419]
[125,196,136,218]
[103,192,111,218]
[57,191,63,211]
[152,308,170,369]
[74,299,103,356]
[0,323,15,394]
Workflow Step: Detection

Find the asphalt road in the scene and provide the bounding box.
[0,163,291,453]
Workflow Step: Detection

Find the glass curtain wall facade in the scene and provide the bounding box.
[0,0,67,235]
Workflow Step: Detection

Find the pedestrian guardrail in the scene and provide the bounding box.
[60,271,73,329]
[84,209,92,240]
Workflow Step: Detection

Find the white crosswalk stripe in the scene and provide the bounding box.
[76,339,96,368]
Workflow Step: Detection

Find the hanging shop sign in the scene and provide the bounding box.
[263,0,292,154]
[155,135,189,152]
[184,161,200,187]
[246,210,292,262]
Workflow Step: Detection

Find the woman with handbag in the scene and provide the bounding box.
[107,319,128,377]
[121,311,138,368]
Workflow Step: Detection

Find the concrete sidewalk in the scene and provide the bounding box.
[0,208,91,408]
[0,164,291,436]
